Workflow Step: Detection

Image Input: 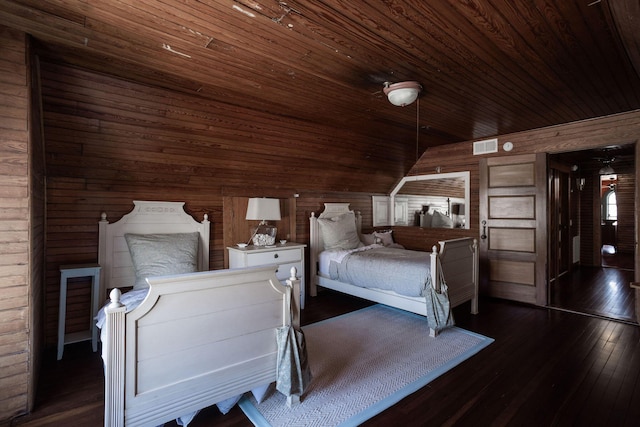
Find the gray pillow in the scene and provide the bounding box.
[360,233,376,245]
[125,232,200,290]
[318,212,361,250]
[374,230,394,246]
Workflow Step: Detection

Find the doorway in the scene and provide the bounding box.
[548,144,636,323]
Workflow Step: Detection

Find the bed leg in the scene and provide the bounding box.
[471,297,479,315]
[287,394,301,407]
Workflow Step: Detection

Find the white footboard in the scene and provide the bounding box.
[436,237,479,314]
[103,265,300,427]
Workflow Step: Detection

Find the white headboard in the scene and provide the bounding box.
[309,203,362,296]
[98,201,210,299]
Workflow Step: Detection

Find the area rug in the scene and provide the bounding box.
[239,304,493,427]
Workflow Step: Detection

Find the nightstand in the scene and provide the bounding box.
[228,242,306,308]
[57,263,102,360]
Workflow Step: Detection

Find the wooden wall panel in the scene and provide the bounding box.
[38,61,404,348]
[0,26,31,423]
[35,56,640,353]
[28,50,46,414]
[409,111,640,264]
[616,173,635,254]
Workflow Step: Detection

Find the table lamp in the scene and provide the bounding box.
[246,198,281,246]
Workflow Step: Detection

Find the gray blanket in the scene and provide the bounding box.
[329,247,432,297]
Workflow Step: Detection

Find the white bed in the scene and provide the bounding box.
[97,201,301,427]
[309,203,478,334]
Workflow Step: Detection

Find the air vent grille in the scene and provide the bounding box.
[473,138,498,155]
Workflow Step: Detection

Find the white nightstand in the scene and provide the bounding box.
[57,263,102,360]
[228,242,306,308]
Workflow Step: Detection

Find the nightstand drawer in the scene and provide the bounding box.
[275,262,302,280]
[228,242,306,309]
[245,249,302,266]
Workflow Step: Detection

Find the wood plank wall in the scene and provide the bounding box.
[37,59,405,348]
[614,171,635,254]
[1,37,640,423]
[29,53,640,354]
[0,27,33,423]
[408,111,640,263]
[28,47,46,416]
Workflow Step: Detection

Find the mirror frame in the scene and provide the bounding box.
[389,171,470,228]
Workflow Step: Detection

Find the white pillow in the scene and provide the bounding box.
[431,211,454,228]
[318,212,361,250]
[125,232,200,290]
[374,230,394,246]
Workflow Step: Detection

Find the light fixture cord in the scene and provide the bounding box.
[416,98,420,162]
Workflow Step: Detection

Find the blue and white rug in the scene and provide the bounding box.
[239,304,493,427]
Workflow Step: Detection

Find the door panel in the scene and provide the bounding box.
[489,260,535,285]
[488,228,536,252]
[480,153,547,305]
[489,196,535,219]
[489,163,536,186]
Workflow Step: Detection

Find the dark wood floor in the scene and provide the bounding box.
[550,249,636,323]
[12,285,640,427]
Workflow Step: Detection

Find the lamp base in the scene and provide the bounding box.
[251,223,277,246]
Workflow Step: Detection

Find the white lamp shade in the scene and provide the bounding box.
[246,198,281,221]
[383,81,422,107]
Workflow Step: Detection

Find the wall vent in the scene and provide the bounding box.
[473,138,498,155]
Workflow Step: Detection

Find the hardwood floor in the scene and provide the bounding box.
[550,250,636,324]
[11,290,640,427]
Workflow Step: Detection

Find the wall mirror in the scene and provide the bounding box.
[374,171,470,229]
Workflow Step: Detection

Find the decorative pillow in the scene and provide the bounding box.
[125,232,199,290]
[420,211,433,228]
[374,230,395,246]
[360,233,376,246]
[431,211,454,228]
[318,212,361,250]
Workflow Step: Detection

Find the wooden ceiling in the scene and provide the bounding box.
[3,0,640,150]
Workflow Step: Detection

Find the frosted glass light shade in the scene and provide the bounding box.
[245,198,281,221]
[383,81,422,107]
[598,165,615,175]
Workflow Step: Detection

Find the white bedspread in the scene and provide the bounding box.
[320,245,433,297]
[318,244,383,276]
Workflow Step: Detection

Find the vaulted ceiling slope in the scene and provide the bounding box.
[3,0,640,149]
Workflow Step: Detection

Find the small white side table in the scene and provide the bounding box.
[57,263,101,360]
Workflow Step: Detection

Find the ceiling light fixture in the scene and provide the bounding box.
[383,81,422,107]
[599,164,615,175]
[598,157,615,175]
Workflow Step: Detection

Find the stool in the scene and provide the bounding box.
[57,263,102,360]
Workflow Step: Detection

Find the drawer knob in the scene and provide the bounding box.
[274,254,279,259]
